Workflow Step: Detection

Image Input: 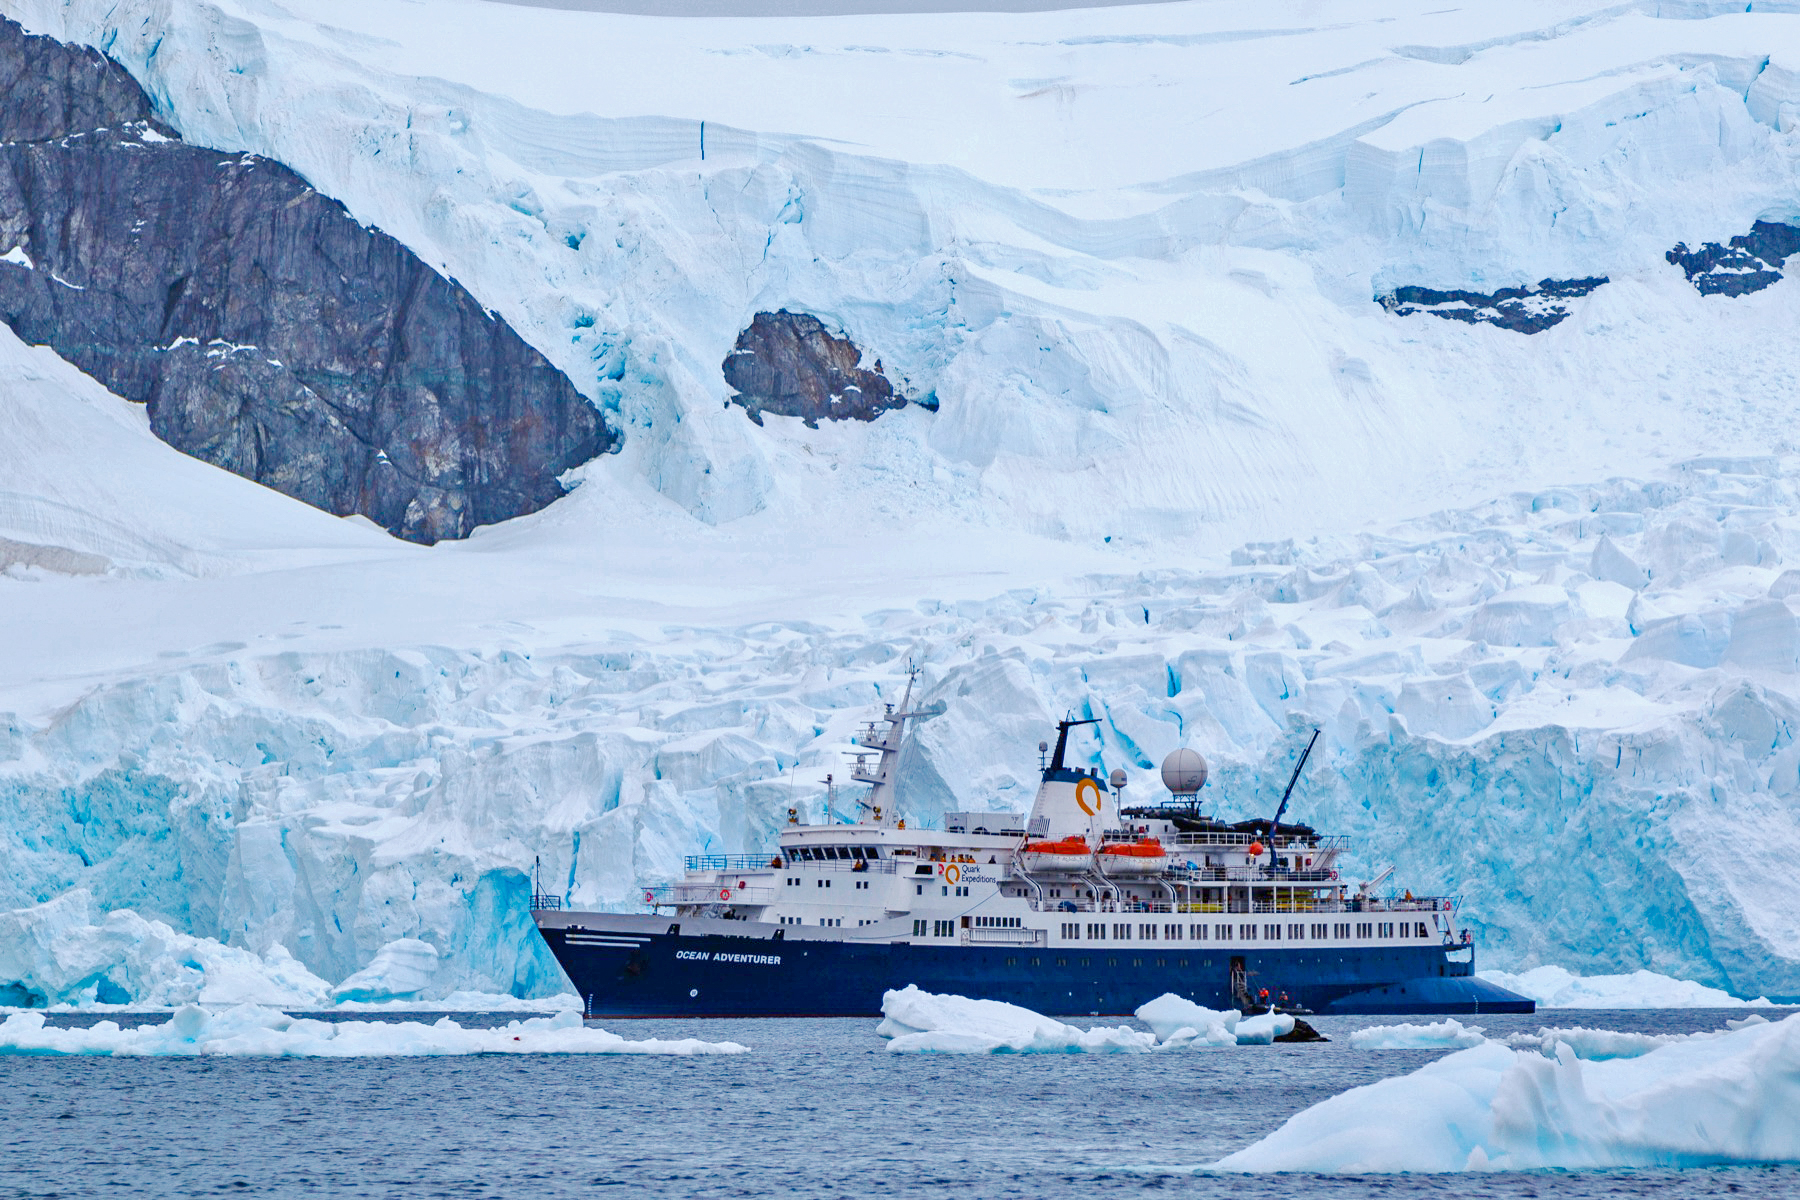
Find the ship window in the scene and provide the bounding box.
[1131,958,1142,967]
[865,847,880,858]
[1312,923,1327,939]
[1265,924,1280,941]
[1155,958,1165,967]
[1113,923,1131,940]
[1216,925,1231,941]
[1087,923,1104,940]
[1191,924,1207,941]
[1006,956,1017,966]
[1241,924,1256,940]
[1030,957,1041,967]
[1108,957,1117,966]
[912,919,926,936]
[916,885,923,895]
[1179,958,1188,967]
[1140,924,1157,941]
[1165,924,1182,941]
[850,847,865,859]
[1056,957,1067,967]
[1288,924,1304,940]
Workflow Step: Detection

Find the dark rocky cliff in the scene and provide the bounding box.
[723,310,924,428]
[0,17,612,544]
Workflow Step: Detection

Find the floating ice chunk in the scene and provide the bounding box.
[1135,993,1240,1043]
[0,1005,748,1056]
[1214,1014,1800,1172]
[879,986,1154,1054]
[1233,1012,1297,1045]
[330,938,439,1003]
[1503,1025,1692,1061]
[1477,965,1771,1009]
[0,891,330,1009]
[1351,1019,1486,1050]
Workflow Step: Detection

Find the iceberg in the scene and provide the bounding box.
[0,891,330,1009]
[0,1004,748,1056]
[1350,1019,1487,1050]
[1477,966,1773,1010]
[1135,994,1240,1047]
[1215,1013,1800,1172]
[330,938,440,1004]
[878,985,1155,1054]
[1231,1012,1298,1046]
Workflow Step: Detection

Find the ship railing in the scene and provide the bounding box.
[647,884,777,906]
[683,854,780,872]
[529,892,564,912]
[962,927,1047,946]
[1118,831,1351,851]
[767,858,903,875]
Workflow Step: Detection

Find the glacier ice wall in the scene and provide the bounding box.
[5,458,1800,999]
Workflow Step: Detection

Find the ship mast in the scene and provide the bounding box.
[850,666,935,828]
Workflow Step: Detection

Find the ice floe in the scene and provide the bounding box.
[0,1005,748,1056]
[878,986,1155,1054]
[1350,1019,1487,1050]
[1216,1013,1800,1171]
[879,988,1297,1053]
[1477,965,1773,1010]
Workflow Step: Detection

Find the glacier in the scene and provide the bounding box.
[1214,1012,1800,1171]
[0,0,1799,1005]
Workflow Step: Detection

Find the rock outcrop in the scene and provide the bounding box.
[722,310,922,428]
[0,17,613,544]
[1666,220,1800,297]
[1378,277,1608,334]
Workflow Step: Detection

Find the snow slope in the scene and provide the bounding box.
[3,0,1800,1001]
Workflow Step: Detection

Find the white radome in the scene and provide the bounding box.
[1160,748,1208,796]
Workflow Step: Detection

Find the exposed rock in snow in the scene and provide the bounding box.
[723,310,916,428]
[1377,278,1608,334]
[1666,220,1800,297]
[0,16,613,544]
[0,1004,748,1055]
[1215,1013,1800,1172]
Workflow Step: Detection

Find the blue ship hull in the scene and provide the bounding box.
[537,916,1536,1018]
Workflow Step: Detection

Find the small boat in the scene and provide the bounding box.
[1019,836,1092,872]
[1098,838,1170,875]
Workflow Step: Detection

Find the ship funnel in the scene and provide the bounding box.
[1161,748,1208,801]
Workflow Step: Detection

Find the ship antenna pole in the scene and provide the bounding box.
[1266,728,1321,874]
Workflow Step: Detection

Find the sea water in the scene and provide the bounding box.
[3,1009,1796,1197]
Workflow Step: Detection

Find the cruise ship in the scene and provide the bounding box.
[532,676,1535,1017]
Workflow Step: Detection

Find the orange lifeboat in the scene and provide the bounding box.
[1019,836,1091,873]
[1099,838,1171,875]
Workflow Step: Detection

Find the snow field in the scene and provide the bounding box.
[0,1004,748,1056]
[1214,1011,1800,1171]
[14,0,1800,559]
[1480,964,1776,1009]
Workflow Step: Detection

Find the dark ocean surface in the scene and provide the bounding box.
[3,1007,1796,1198]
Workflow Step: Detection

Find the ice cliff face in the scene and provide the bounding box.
[0,17,612,544]
[3,0,1800,1003]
